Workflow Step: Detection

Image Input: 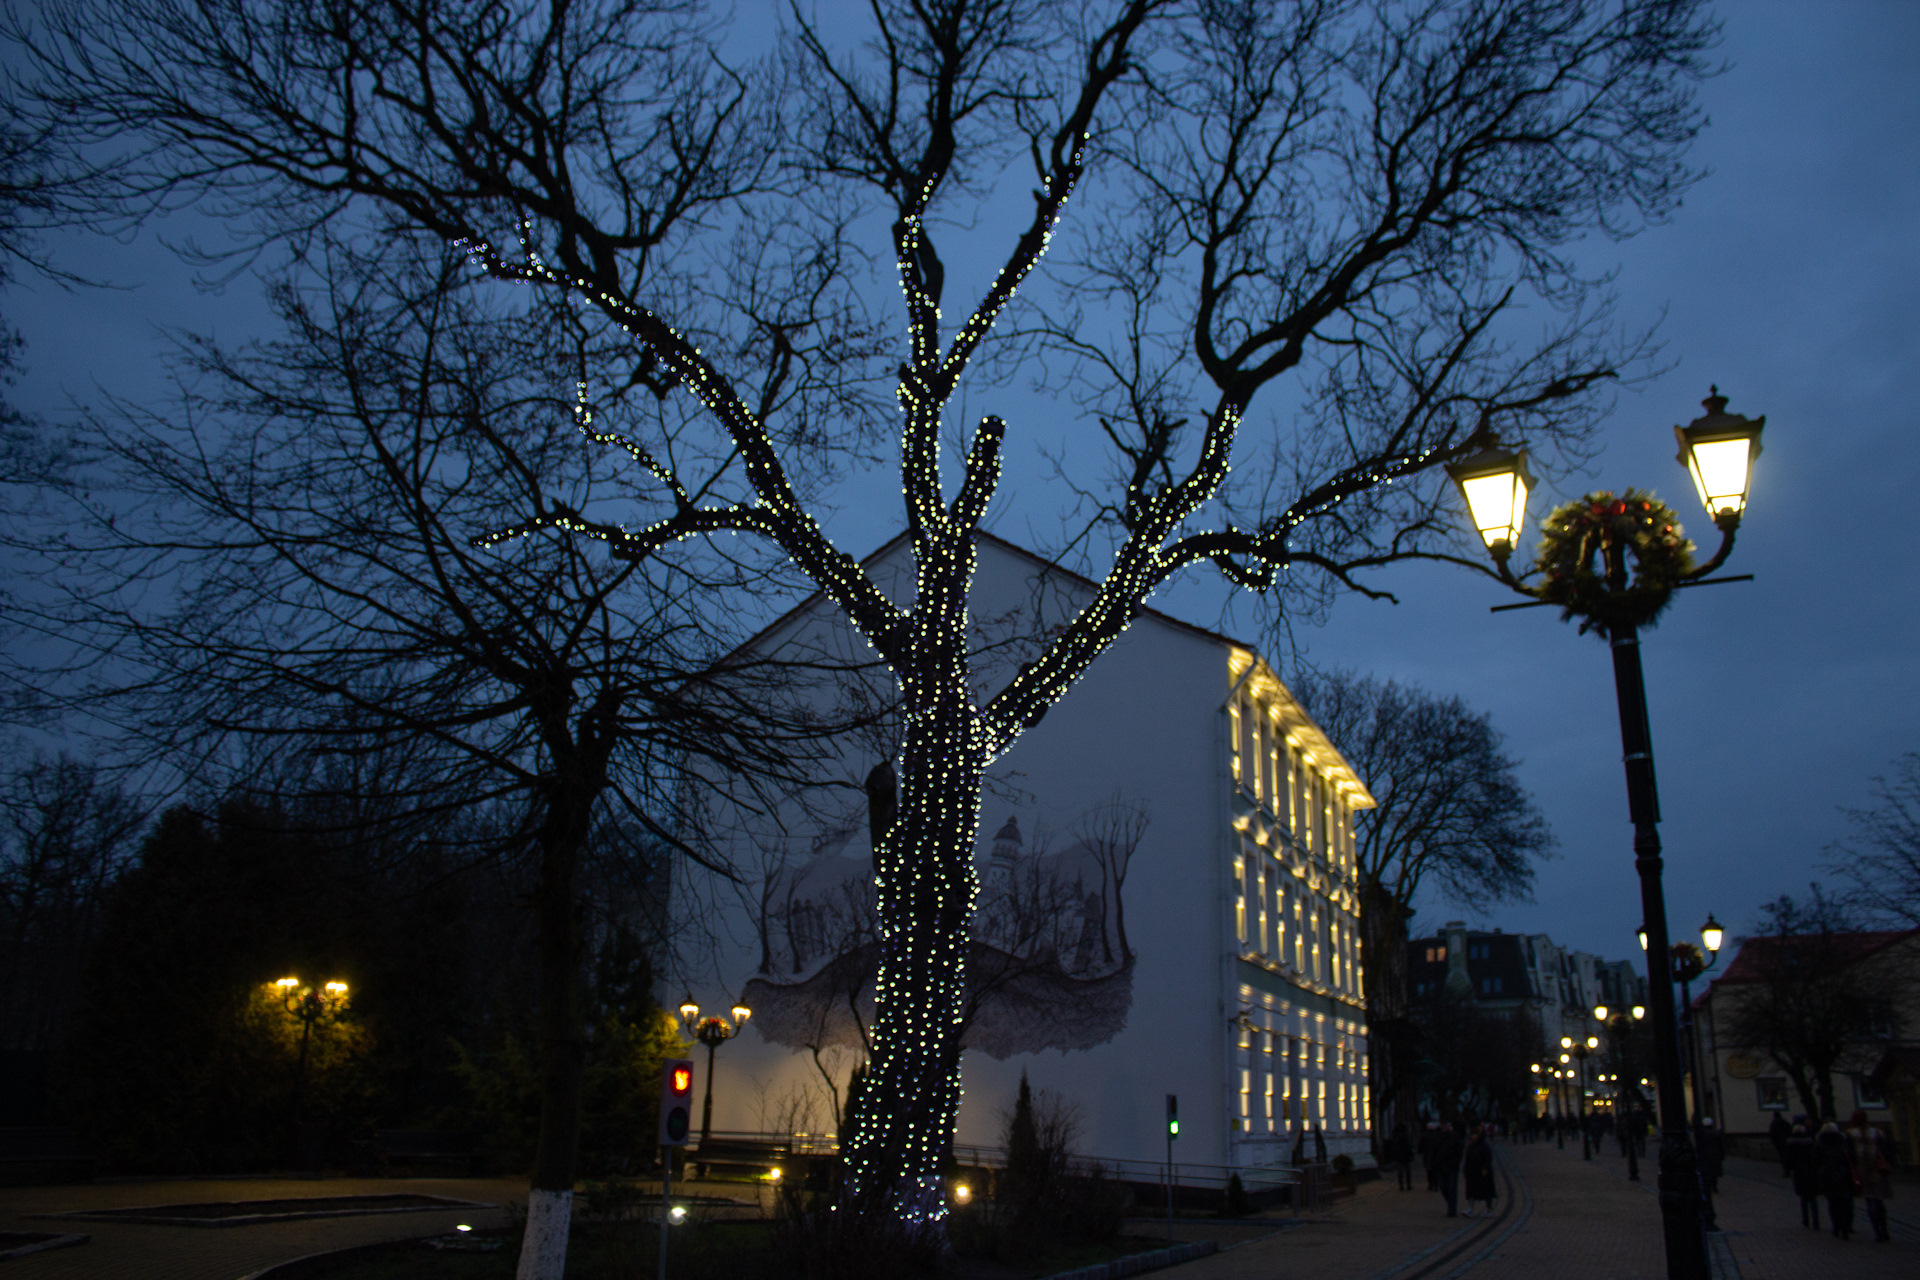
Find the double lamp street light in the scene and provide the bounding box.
[1446,387,1765,1280]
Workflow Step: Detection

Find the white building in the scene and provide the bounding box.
[691,531,1376,1171]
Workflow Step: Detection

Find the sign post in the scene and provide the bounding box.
[657,1058,694,1280]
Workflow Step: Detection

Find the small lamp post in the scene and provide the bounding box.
[1445,388,1764,1280]
[1597,1004,1648,1181]
[1562,1036,1599,1159]
[274,977,349,1129]
[679,995,752,1155]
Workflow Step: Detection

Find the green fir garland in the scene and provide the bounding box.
[1536,490,1696,633]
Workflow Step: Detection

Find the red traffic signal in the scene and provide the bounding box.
[659,1058,695,1148]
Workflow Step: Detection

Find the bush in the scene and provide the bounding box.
[1220,1172,1251,1218]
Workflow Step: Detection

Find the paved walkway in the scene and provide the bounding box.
[1172,1139,1920,1279]
[0,1175,523,1279]
[6,1148,1917,1278]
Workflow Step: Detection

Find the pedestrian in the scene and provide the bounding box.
[1843,1109,1895,1243]
[1312,1123,1327,1163]
[1386,1123,1415,1191]
[1768,1111,1792,1174]
[1462,1125,1497,1217]
[1786,1117,1820,1230]
[1814,1121,1856,1240]
[1420,1122,1440,1191]
[1435,1122,1465,1218]
[1694,1117,1725,1195]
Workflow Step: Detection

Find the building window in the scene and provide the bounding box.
[1479,977,1503,995]
[1755,1078,1789,1111]
[1424,945,1446,963]
[1230,703,1243,784]
[1855,1075,1888,1109]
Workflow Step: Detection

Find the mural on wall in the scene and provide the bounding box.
[741,798,1146,1063]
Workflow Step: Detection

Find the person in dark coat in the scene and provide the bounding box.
[1768,1111,1792,1174]
[1386,1123,1415,1191]
[1844,1110,1894,1243]
[1785,1118,1820,1229]
[1694,1117,1725,1194]
[1419,1123,1440,1191]
[1462,1126,1497,1217]
[1814,1122,1856,1240]
[1435,1123,1465,1217]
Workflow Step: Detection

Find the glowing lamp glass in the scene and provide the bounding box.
[325,981,348,995]
[1701,915,1724,953]
[1594,1005,1608,1022]
[277,977,299,989]
[1673,389,1764,520]
[732,1004,752,1025]
[679,996,700,1023]
[1446,447,1535,554]
[1632,1005,1645,1020]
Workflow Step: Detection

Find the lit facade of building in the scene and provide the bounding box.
[695,531,1376,1170]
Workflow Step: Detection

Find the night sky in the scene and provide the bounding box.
[7,1,1916,969]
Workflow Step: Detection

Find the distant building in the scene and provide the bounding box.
[1407,922,1646,1113]
[1694,928,1920,1160]
[696,530,1378,1172]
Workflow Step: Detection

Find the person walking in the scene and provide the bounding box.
[1386,1123,1415,1191]
[1462,1125,1497,1218]
[1844,1109,1895,1243]
[1786,1117,1820,1230]
[1435,1122,1465,1218]
[1694,1117,1725,1195]
[1814,1121,1857,1240]
[1768,1111,1792,1174]
[1420,1122,1440,1191]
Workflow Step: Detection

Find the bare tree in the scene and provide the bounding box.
[1291,668,1552,1143]
[6,241,846,1273]
[0,755,145,1056]
[20,0,1717,1239]
[1718,889,1912,1122]
[1826,753,1920,927]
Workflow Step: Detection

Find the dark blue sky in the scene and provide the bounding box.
[8,1,1916,967]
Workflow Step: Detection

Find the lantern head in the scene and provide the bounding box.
[1446,446,1536,560]
[1674,387,1764,523]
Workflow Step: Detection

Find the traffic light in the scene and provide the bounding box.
[1166,1093,1179,1139]
[659,1058,695,1147]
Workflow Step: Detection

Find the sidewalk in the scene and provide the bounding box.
[1171,1138,1920,1279]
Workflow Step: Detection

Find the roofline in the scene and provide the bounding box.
[726,525,1255,662]
[1704,928,1920,989]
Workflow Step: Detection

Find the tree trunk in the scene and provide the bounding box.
[516,778,594,1280]
[841,537,981,1235]
[1359,883,1413,1146]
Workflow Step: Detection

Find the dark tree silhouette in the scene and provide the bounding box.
[1718,890,1912,1122]
[7,241,847,1270]
[1291,669,1553,1144]
[19,0,1718,1243]
[1826,753,1920,927]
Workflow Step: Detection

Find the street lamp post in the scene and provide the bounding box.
[274,977,349,1129]
[1597,1003,1647,1181]
[1446,388,1765,1280]
[1562,1037,1598,1159]
[678,995,752,1156]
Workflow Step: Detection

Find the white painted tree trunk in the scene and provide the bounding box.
[516,1188,572,1280]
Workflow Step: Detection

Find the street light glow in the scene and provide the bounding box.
[1445,446,1536,556]
[1674,390,1764,520]
[1700,914,1724,954]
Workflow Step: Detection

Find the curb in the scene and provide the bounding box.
[1040,1238,1218,1280]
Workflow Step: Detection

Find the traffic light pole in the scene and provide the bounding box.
[658,1151,671,1280]
[1165,1093,1177,1240]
